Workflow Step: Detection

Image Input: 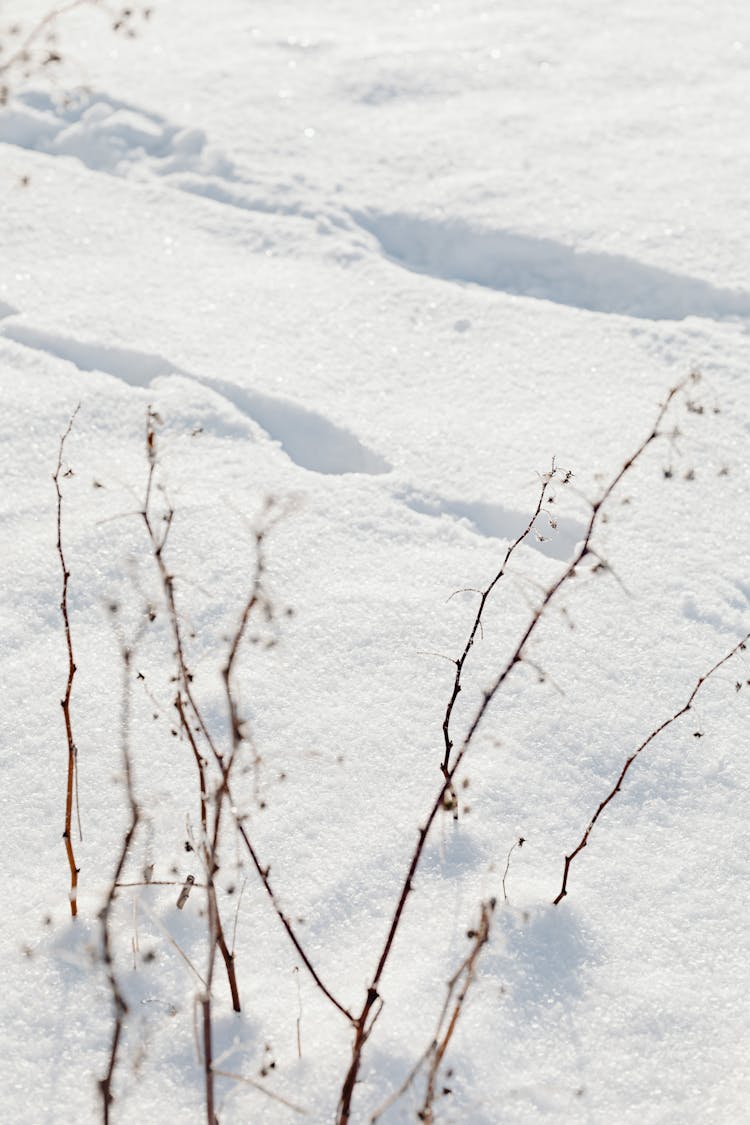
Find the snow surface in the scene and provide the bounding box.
[1,1,749,1122]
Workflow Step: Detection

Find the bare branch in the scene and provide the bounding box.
[53,404,81,918]
[553,631,750,904]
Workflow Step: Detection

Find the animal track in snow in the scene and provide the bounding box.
[400,488,584,561]
[0,89,234,180]
[3,318,579,557]
[0,321,391,477]
[0,90,355,236]
[355,210,750,322]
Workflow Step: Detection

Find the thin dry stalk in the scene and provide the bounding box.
[441,466,558,775]
[0,0,92,79]
[337,376,693,1122]
[140,412,240,1014]
[553,631,750,904]
[139,418,334,1123]
[371,900,494,1124]
[419,899,494,1123]
[234,819,354,1022]
[99,619,142,1124]
[53,404,80,918]
[0,0,147,94]
[200,515,282,1125]
[213,1069,307,1115]
[502,836,525,902]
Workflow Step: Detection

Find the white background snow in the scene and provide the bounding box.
[1,1,749,1122]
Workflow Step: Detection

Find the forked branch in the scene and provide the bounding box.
[337,375,694,1122]
[553,631,750,904]
[442,465,558,775]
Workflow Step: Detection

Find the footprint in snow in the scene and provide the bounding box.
[0,320,390,477]
[354,209,750,322]
[1,317,582,557]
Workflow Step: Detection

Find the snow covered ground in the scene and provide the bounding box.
[1,2,749,1122]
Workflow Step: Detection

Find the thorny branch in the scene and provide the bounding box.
[553,631,750,904]
[54,404,80,918]
[337,374,695,1122]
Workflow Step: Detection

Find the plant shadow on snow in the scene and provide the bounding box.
[364,906,597,1123]
[43,896,263,1114]
[489,905,600,1013]
[356,211,750,323]
[423,822,484,878]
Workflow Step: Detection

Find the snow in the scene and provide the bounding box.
[1,1,748,1122]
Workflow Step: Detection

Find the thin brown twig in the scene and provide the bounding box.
[419,900,494,1123]
[115,879,208,889]
[441,462,558,775]
[502,837,525,902]
[213,1070,308,1115]
[140,415,353,1071]
[0,0,94,78]
[337,376,692,1123]
[370,900,494,1124]
[235,820,355,1023]
[99,619,142,1124]
[553,631,750,904]
[54,404,80,918]
[140,412,240,1015]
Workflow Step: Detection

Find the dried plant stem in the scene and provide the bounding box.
[234,821,355,1023]
[0,0,94,78]
[139,411,355,1122]
[441,468,557,775]
[338,377,691,1122]
[371,900,494,1124]
[419,899,494,1123]
[53,405,80,918]
[99,629,141,1124]
[140,420,343,1122]
[502,836,525,902]
[553,631,750,904]
[201,990,217,1125]
[140,415,240,1014]
[213,1070,308,1114]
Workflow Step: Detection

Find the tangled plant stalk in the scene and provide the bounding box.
[49,372,747,1122]
[140,411,301,1122]
[140,411,242,1022]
